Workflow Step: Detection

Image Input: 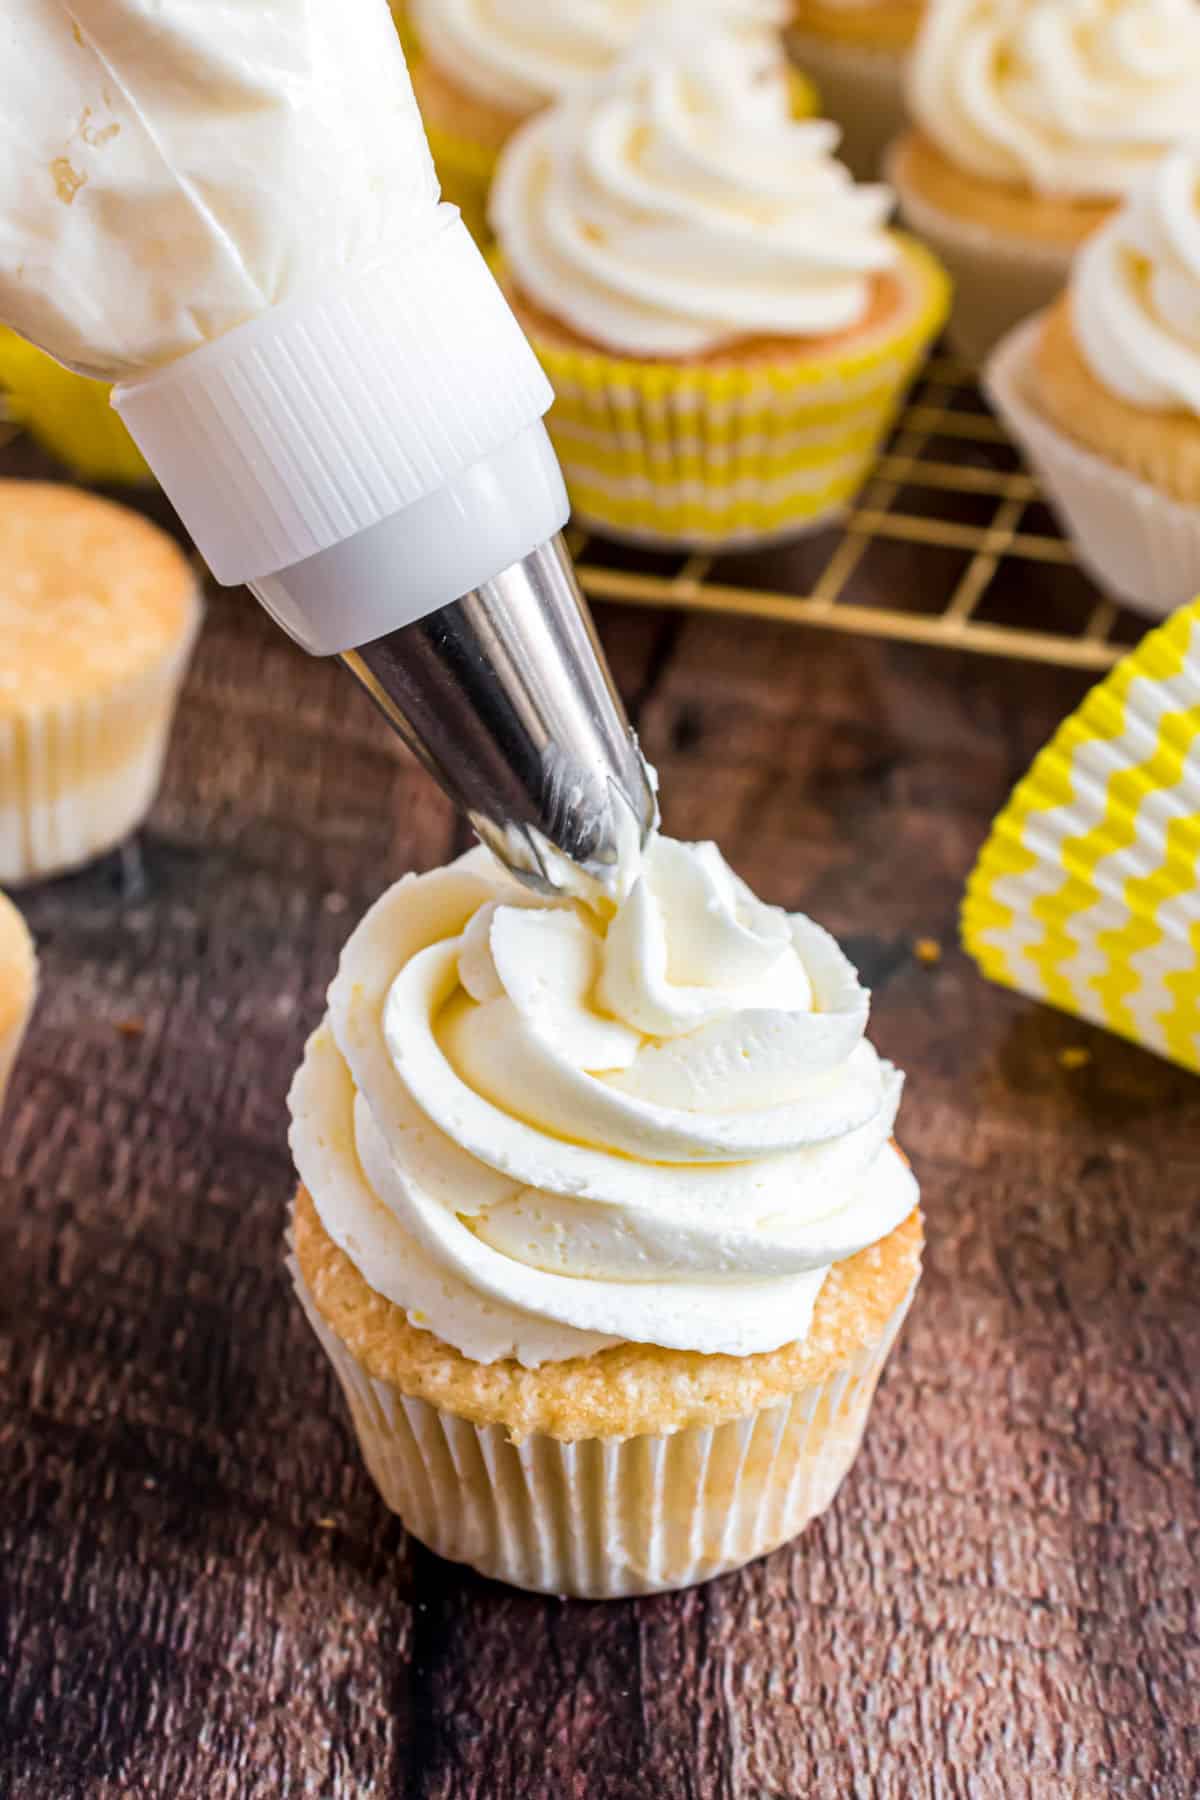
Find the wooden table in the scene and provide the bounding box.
[3,467,1197,1797]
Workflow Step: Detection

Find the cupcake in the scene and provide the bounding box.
[0,889,36,1112]
[0,482,201,884]
[489,23,949,550]
[289,835,923,1597]
[786,0,924,180]
[408,0,803,243]
[0,330,150,485]
[887,0,1200,365]
[986,150,1200,622]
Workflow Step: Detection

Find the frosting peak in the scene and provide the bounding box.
[908,0,1200,201]
[1072,149,1200,416]
[491,24,896,356]
[289,839,917,1367]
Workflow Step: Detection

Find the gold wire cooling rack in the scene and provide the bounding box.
[571,353,1146,673]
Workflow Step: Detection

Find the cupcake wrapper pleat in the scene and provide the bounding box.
[887,158,1072,367]
[532,249,948,552]
[986,317,1200,621]
[963,596,1200,1073]
[292,1254,917,1599]
[0,621,199,885]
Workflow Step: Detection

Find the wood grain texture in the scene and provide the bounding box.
[1,463,1197,1798]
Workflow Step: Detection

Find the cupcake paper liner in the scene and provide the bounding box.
[0,331,150,486]
[885,152,1073,367]
[0,607,200,885]
[523,239,949,552]
[786,30,906,180]
[963,601,1200,1073]
[292,1253,917,1599]
[986,317,1200,623]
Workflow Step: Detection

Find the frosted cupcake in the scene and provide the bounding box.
[489,23,949,549]
[987,151,1200,621]
[290,836,922,1597]
[0,890,35,1113]
[887,0,1200,364]
[408,0,801,242]
[0,483,201,884]
[787,0,924,179]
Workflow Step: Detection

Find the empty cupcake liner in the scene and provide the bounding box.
[786,30,907,179]
[963,600,1200,1072]
[292,1253,918,1599]
[986,316,1200,623]
[886,150,1074,367]
[514,238,948,552]
[0,603,201,885]
[0,330,150,485]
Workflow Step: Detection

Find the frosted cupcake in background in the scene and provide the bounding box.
[786,0,925,179]
[986,149,1200,621]
[488,20,948,549]
[0,483,201,884]
[290,835,922,1597]
[887,0,1200,365]
[407,0,806,242]
[0,890,35,1114]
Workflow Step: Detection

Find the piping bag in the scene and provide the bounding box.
[0,0,657,899]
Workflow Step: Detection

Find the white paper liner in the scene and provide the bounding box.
[291,1254,917,1598]
[986,317,1200,622]
[0,602,200,885]
[787,31,907,181]
[886,145,1074,366]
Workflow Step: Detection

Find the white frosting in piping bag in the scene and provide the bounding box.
[1072,149,1200,416]
[908,0,1200,200]
[0,0,439,379]
[289,839,918,1367]
[490,21,896,357]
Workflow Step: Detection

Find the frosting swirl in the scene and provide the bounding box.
[908,0,1200,200]
[1072,149,1200,415]
[289,839,917,1368]
[412,0,787,115]
[490,25,896,357]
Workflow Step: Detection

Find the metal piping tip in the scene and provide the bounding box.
[341,534,658,901]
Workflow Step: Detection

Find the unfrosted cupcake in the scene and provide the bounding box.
[0,482,201,884]
[489,22,948,549]
[290,836,922,1597]
[787,0,924,179]
[987,150,1200,621]
[0,889,35,1112]
[408,0,802,242]
[887,0,1200,364]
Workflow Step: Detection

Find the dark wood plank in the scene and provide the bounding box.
[1,487,1196,1797]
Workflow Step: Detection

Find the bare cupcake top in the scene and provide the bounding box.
[908,0,1200,199]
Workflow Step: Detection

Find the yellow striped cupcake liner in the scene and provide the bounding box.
[962,601,1200,1073]
[516,236,949,550]
[0,331,150,486]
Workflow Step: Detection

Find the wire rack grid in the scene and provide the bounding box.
[571,353,1143,674]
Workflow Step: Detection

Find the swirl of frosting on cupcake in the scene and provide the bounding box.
[908,0,1200,199]
[411,0,787,116]
[289,839,917,1367]
[490,25,897,357]
[1072,150,1200,415]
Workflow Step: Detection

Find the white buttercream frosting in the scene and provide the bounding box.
[908,0,1200,200]
[0,0,438,380]
[412,0,787,115]
[1072,149,1200,415]
[289,839,917,1368]
[490,22,896,357]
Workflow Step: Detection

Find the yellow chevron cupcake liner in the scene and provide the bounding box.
[512,237,949,550]
[0,889,36,1115]
[0,331,150,485]
[962,601,1200,1072]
